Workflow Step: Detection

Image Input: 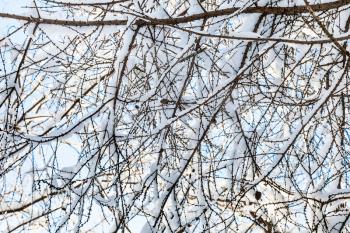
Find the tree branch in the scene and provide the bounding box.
[0,0,349,27]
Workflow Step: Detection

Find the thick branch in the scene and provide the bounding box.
[0,0,349,27]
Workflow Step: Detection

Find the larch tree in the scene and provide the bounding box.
[1,0,350,232]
